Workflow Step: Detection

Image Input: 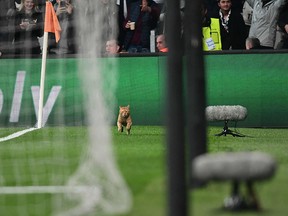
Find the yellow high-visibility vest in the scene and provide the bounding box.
[202,18,222,51]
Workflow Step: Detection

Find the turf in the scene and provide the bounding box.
[0,126,287,216]
[116,126,288,216]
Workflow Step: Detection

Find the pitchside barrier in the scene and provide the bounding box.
[0,51,288,127]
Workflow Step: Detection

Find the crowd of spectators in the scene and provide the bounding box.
[1,0,288,57]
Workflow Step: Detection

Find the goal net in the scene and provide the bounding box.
[0,1,132,215]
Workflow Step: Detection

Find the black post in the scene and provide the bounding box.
[184,0,207,187]
[166,0,187,216]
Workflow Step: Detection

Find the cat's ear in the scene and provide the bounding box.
[119,106,122,109]
[127,105,130,108]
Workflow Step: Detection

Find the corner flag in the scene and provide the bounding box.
[37,1,62,128]
[44,1,61,42]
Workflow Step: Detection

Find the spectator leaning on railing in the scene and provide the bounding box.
[105,39,120,55]
[156,34,168,52]
[245,37,261,49]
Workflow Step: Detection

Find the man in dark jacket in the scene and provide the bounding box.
[117,0,160,53]
[212,0,247,50]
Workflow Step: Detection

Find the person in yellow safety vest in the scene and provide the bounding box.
[201,2,222,51]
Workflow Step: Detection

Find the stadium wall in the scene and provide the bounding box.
[0,53,287,127]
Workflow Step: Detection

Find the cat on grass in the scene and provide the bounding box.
[117,105,132,135]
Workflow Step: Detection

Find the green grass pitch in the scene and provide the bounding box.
[0,126,287,216]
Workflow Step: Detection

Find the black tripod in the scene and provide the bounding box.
[215,120,246,137]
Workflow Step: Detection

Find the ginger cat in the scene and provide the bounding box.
[117,105,132,135]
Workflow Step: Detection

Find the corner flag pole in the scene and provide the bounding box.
[37,1,61,128]
[37,31,48,128]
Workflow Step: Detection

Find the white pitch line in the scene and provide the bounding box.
[0,127,39,143]
[0,186,101,195]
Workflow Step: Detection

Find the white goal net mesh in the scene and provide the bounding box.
[0,0,132,215]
